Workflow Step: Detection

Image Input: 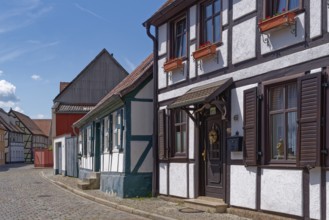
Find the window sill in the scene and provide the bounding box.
[163,57,184,73]
[259,11,297,33]
[258,164,302,170]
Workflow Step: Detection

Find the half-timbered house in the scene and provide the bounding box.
[52,48,128,176]
[0,123,5,165]
[9,110,49,162]
[0,109,24,163]
[74,55,153,198]
[144,0,329,219]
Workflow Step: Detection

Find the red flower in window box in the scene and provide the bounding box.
[163,57,183,72]
[192,42,217,61]
[258,11,296,33]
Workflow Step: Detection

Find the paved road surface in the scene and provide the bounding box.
[0,164,147,220]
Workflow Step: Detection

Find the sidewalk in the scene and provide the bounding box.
[41,169,249,220]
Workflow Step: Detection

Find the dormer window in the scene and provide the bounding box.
[171,16,187,58]
[265,0,300,17]
[201,0,221,44]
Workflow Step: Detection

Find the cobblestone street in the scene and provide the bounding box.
[0,164,147,220]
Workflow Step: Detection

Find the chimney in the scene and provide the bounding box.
[60,82,70,92]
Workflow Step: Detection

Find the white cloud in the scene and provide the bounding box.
[0,101,23,113]
[31,74,41,80]
[124,58,136,72]
[0,80,21,113]
[13,106,24,113]
[0,80,19,102]
[0,70,3,76]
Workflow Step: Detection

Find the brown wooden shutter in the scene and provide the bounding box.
[243,87,258,166]
[297,73,322,167]
[158,109,167,159]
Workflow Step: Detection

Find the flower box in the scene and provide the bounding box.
[258,11,296,33]
[192,43,217,60]
[163,58,183,72]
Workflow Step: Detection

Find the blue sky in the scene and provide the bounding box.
[0,0,165,119]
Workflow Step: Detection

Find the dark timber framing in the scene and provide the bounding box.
[145,0,329,219]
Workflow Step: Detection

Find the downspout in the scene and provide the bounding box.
[145,23,159,197]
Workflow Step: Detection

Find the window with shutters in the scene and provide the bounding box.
[171,109,188,157]
[268,82,297,162]
[83,128,87,156]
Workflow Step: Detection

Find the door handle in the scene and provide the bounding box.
[202,148,206,161]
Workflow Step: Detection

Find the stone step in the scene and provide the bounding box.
[184,197,228,213]
[197,196,225,203]
[77,181,90,190]
[77,177,100,190]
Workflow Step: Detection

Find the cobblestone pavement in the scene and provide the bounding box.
[0,164,147,220]
[43,168,250,220]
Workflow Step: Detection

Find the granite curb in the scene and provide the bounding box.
[40,171,176,220]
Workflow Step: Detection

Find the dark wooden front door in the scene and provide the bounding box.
[201,112,225,199]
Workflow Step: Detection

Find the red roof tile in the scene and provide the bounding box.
[33,119,52,137]
[10,110,45,136]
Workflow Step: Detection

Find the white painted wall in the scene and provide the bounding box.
[111,152,119,171]
[158,23,167,56]
[309,167,321,220]
[168,61,187,86]
[101,153,111,172]
[310,0,322,39]
[159,163,168,195]
[131,101,153,136]
[260,13,305,55]
[230,84,257,137]
[198,30,228,75]
[158,57,167,89]
[130,141,152,173]
[232,0,256,21]
[169,163,187,197]
[189,163,195,198]
[53,136,69,172]
[81,156,93,170]
[189,5,197,41]
[10,144,24,162]
[230,165,257,209]
[232,17,256,64]
[261,169,303,217]
[159,42,329,103]
[135,79,153,99]
[189,43,197,79]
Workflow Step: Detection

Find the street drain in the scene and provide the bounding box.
[179,208,204,213]
[34,181,42,184]
[38,195,51,198]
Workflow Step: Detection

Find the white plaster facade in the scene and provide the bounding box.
[149,1,329,219]
[53,134,71,174]
[230,165,257,209]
